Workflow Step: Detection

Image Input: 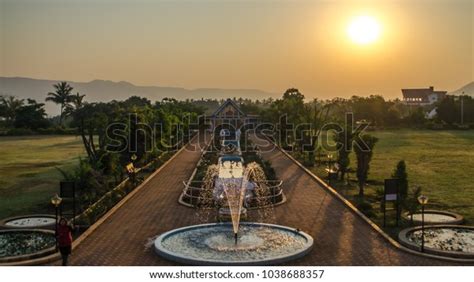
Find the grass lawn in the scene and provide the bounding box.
[307,129,474,230]
[0,135,86,219]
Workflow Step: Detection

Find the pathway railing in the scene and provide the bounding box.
[180,180,284,208]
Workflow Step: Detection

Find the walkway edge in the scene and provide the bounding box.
[265,137,474,264]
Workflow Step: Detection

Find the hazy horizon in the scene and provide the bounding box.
[1,0,472,100]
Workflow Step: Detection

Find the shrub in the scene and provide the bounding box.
[356,200,376,218]
[6,128,36,135]
[392,160,408,197]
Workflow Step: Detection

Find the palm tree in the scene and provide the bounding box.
[46,82,74,126]
[64,92,86,116]
[0,96,24,126]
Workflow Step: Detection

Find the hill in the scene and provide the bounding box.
[449,81,474,96]
[0,77,276,115]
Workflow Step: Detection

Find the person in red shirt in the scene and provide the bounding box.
[57,218,73,266]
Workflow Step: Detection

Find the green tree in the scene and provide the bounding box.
[301,99,331,164]
[269,88,306,147]
[46,82,74,126]
[0,96,24,126]
[65,92,86,116]
[14,99,50,129]
[392,160,408,197]
[334,126,353,180]
[354,134,378,197]
[405,107,426,126]
[437,95,474,124]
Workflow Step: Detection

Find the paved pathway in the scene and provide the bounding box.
[56,133,465,265]
[60,134,208,266]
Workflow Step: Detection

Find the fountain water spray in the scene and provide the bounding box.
[196,164,219,223]
[221,167,249,238]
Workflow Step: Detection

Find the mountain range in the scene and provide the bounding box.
[0,77,277,115]
[1,76,473,116]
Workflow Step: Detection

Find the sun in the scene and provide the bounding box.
[347,15,381,45]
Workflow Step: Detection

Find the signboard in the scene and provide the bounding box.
[384,179,398,201]
[383,178,400,227]
[60,181,75,198]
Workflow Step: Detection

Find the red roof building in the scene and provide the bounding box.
[401,86,447,106]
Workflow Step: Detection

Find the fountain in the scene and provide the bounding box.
[155,136,313,265]
[154,222,313,265]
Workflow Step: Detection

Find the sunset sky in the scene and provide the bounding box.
[1,0,472,99]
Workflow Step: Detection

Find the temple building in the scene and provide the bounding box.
[210,99,260,132]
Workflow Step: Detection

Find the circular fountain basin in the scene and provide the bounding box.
[403,210,463,225]
[154,222,313,265]
[399,225,474,259]
[0,214,56,230]
[0,229,56,264]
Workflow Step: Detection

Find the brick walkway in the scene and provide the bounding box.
[56,133,465,265]
[251,136,461,265]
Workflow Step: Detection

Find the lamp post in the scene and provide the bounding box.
[417,194,429,252]
[327,154,334,185]
[51,194,63,250]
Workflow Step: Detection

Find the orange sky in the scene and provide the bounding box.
[1,0,472,99]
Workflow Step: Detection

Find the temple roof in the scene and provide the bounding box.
[212,99,246,117]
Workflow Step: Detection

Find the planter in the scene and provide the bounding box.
[399,225,474,259]
[403,210,464,225]
[0,229,56,264]
[0,214,56,230]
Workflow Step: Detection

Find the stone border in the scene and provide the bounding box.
[177,135,213,207]
[179,179,287,210]
[263,135,474,264]
[399,225,474,259]
[154,222,313,266]
[0,229,56,263]
[402,210,464,225]
[0,214,56,230]
[0,134,198,266]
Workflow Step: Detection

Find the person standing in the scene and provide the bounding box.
[57,218,73,266]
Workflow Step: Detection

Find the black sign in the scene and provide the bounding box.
[384,179,399,201]
[60,181,75,198]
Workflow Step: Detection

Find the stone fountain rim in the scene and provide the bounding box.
[398,224,474,259]
[402,210,464,225]
[154,222,314,266]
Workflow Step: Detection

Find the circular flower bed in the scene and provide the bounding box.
[0,214,56,230]
[399,225,474,259]
[0,229,56,264]
[403,210,464,225]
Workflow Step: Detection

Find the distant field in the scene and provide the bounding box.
[0,135,86,219]
[311,129,474,225]
[371,130,474,222]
